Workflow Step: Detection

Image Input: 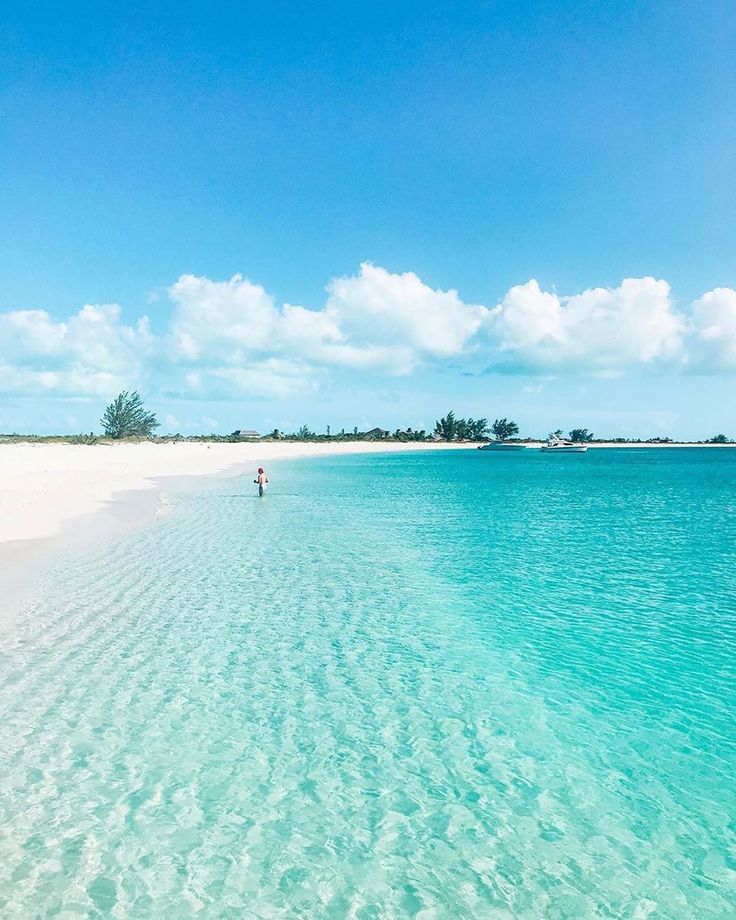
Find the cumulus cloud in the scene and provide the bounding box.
[690,287,736,370]
[167,263,485,378]
[0,304,152,396]
[279,302,415,373]
[0,309,66,357]
[169,274,277,361]
[0,267,734,402]
[486,277,685,372]
[0,364,131,396]
[323,263,488,363]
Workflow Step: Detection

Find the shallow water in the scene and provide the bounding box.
[1,449,735,918]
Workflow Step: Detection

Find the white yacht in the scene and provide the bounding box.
[541,438,588,453]
[478,441,526,451]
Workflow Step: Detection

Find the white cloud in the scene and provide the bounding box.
[690,287,736,369]
[278,302,414,372]
[165,273,325,397]
[0,269,734,405]
[324,263,488,363]
[169,274,277,361]
[281,300,417,373]
[0,363,127,396]
[167,267,697,387]
[0,304,152,396]
[0,309,66,357]
[487,277,684,372]
[166,264,484,376]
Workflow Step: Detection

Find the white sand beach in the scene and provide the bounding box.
[0,440,473,546]
[2,438,733,548]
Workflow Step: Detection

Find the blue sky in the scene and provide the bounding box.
[1,0,735,438]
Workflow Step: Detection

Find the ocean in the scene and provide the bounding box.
[1,448,734,918]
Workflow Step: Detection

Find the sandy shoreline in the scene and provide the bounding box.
[1,438,733,548]
[1,437,732,623]
[0,440,474,547]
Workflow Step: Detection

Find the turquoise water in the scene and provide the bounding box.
[1,449,735,918]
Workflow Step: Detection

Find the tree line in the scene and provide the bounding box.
[84,392,732,445]
[433,412,519,441]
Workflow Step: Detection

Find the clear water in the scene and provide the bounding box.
[1,449,735,919]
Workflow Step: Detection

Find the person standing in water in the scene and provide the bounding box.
[255,467,268,497]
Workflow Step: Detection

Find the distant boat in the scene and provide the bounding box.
[541,438,588,453]
[478,441,527,451]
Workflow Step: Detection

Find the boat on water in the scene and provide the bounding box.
[478,441,527,451]
[541,438,588,453]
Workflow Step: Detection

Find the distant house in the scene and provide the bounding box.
[364,427,389,440]
[232,429,261,439]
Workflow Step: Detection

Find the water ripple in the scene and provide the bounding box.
[1,450,735,918]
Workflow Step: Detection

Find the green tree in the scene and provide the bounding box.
[456,417,471,440]
[454,417,490,440]
[569,428,594,442]
[710,434,729,443]
[296,425,313,439]
[101,391,159,439]
[470,418,490,440]
[491,418,519,441]
[434,411,458,441]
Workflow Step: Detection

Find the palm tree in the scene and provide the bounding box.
[710,434,729,443]
[491,418,519,441]
[569,428,594,442]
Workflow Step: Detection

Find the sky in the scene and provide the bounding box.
[1,0,735,438]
